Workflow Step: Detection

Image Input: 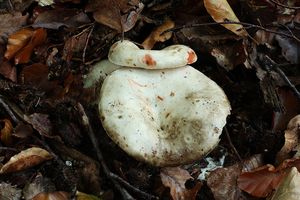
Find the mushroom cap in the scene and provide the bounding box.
[99,65,231,166]
[108,40,197,69]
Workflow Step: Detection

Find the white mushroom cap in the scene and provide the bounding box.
[108,40,197,69]
[99,65,231,166]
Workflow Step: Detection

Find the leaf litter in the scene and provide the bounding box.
[0,0,299,199]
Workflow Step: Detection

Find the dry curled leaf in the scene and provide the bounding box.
[276,115,300,164]
[32,191,70,200]
[15,28,47,64]
[4,28,33,60]
[271,167,300,200]
[238,158,300,198]
[142,19,175,49]
[160,167,202,200]
[0,147,53,174]
[203,0,247,36]
[0,119,13,146]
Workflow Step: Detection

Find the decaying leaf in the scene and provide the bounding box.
[86,0,143,32]
[203,0,247,36]
[276,115,300,164]
[23,173,56,200]
[0,182,22,200]
[4,28,33,60]
[32,191,70,200]
[33,9,90,29]
[36,0,54,7]
[238,158,300,198]
[0,12,28,44]
[207,154,263,200]
[24,113,54,138]
[15,28,47,64]
[271,167,300,200]
[0,119,13,146]
[0,147,53,174]
[160,167,202,200]
[142,19,175,50]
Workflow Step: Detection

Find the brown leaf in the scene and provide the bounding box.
[24,113,53,138]
[13,122,33,139]
[0,182,22,200]
[160,167,202,200]
[276,115,300,164]
[0,12,28,44]
[0,147,53,174]
[0,119,13,146]
[86,0,143,32]
[142,19,175,50]
[203,0,247,37]
[238,158,300,198]
[76,191,101,200]
[207,163,243,200]
[207,154,263,200]
[20,63,63,97]
[33,9,90,29]
[32,191,70,200]
[4,28,33,60]
[15,28,47,64]
[0,60,17,82]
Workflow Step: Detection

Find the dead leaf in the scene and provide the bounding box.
[271,167,300,200]
[142,18,175,50]
[207,154,263,200]
[203,0,247,37]
[207,163,243,200]
[0,182,22,200]
[0,119,13,146]
[24,113,53,138]
[15,28,47,64]
[23,173,56,200]
[32,191,70,200]
[13,122,33,139]
[0,147,53,174]
[238,158,300,198]
[4,28,33,60]
[276,115,300,164]
[86,0,143,32]
[33,9,90,29]
[160,167,202,200]
[0,59,17,82]
[0,12,28,44]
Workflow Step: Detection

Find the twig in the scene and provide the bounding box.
[163,21,300,43]
[224,127,243,162]
[0,95,19,124]
[0,147,19,152]
[265,56,300,101]
[83,23,95,64]
[268,0,300,9]
[76,103,158,200]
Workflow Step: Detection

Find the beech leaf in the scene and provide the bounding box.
[203,0,247,36]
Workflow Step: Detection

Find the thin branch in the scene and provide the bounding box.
[83,23,95,64]
[0,96,19,124]
[224,127,243,162]
[163,21,300,43]
[76,103,158,200]
[0,147,19,152]
[268,0,300,9]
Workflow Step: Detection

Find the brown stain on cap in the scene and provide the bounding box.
[143,54,156,67]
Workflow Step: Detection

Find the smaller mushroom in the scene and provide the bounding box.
[108,40,197,69]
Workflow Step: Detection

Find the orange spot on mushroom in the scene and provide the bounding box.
[143,54,156,67]
[187,51,196,64]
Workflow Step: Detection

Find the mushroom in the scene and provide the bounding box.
[87,40,231,166]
